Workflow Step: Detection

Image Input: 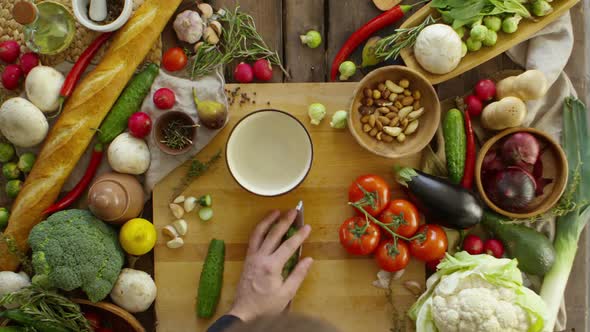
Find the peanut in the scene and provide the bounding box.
[363,124,371,132]
[369,128,378,137]
[403,89,412,96]
[397,133,406,142]
[382,89,391,99]
[394,101,403,109]
[358,105,375,115]
[388,93,398,102]
[378,116,390,125]
[389,116,400,126]
[364,97,374,106]
[385,112,397,120]
[383,126,402,137]
[396,94,405,101]
[405,120,419,135]
[372,90,381,99]
[402,96,414,106]
[377,83,386,92]
[363,88,372,98]
[401,118,409,128]
[376,131,383,141]
[369,114,376,127]
[377,107,390,114]
[399,79,410,88]
[385,80,404,94]
[361,115,370,123]
[382,134,394,143]
[376,119,383,130]
[413,90,421,100]
[413,100,421,110]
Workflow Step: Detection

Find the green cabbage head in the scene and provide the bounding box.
[28,209,124,302]
[409,252,547,332]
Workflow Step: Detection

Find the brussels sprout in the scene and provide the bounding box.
[300,30,322,48]
[0,142,15,163]
[338,61,357,81]
[483,30,498,47]
[330,110,348,129]
[2,162,21,180]
[466,37,482,52]
[308,103,327,125]
[483,16,502,32]
[0,207,9,231]
[532,0,553,17]
[17,152,36,173]
[6,179,22,198]
[502,15,522,34]
[470,25,488,41]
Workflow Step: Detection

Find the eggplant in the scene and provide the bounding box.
[396,167,483,229]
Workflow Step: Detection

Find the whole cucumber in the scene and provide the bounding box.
[281,226,299,279]
[443,108,467,184]
[196,239,225,319]
[97,63,159,144]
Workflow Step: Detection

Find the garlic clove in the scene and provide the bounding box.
[169,203,185,219]
[204,27,220,45]
[194,41,204,52]
[166,237,185,249]
[162,225,179,239]
[173,195,185,204]
[183,196,198,212]
[209,21,222,37]
[172,219,188,236]
[197,3,213,19]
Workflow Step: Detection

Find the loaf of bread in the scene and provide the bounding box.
[0,0,183,271]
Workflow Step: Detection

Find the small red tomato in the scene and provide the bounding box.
[378,199,420,238]
[128,112,152,138]
[410,224,448,262]
[162,47,188,72]
[153,88,176,110]
[474,79,496,101]
[83,311,102,329]
[426,257,442,271]
[339,216,381,256]
[462,234,484,255]
[348,174,391,217]
[234,62,254,83]
[464,94,483,117]
[483,239,505,258]
[252,58,273,81]
[375,239,410,272]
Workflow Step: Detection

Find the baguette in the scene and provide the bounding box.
[0,0,183,271]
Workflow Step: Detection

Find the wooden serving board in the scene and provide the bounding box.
[153,83,424,332]
[399,0,580,84]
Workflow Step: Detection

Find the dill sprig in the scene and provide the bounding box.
[375,15,437,61]
[191,7,288,79]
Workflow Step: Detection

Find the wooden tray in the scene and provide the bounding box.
[400,0,580,84]
[153,83,425,332]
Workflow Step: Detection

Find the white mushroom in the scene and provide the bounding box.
[25,66,65,113]
[0,97,48,148]
[110,269,157,313]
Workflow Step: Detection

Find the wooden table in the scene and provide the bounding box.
[147,0,590,331]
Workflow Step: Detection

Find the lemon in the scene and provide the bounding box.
[119,218,157,256]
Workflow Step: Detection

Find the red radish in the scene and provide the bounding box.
[483,239,504,258]
[464,95,483,117]
[19,52,39,74]
[0,40,20,63]
[153,88,175,110]
[474,79,496,101]
[1,64,23,90]
[426,257,442,271]
[501,132,540,166]
[252,59,273,81]
[234,62,253,83]
[128,112,152,138]
[462,234,484,255]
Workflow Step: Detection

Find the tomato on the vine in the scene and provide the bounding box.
[339,216,381,256]
[409,224,448,262]
[162,47,188,72]
[348,175,391,217]
[378,199,420,238]
[375,239,410,272]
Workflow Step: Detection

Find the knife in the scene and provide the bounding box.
[294,200,304,260]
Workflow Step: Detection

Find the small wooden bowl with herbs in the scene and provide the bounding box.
[153,111,198,155]
[475,127,568,219]
[348,65,441,158]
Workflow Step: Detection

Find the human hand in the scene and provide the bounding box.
[228,209,313,322]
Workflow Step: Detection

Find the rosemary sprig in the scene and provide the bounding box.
[173,150,222,197]
[161,120,196,150]
[0,285,92,332]
[191,7,288,79]
[375,15,437,61]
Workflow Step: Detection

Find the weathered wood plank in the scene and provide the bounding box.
[283,0,326,82]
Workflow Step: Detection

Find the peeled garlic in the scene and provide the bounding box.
[172,219,188,236]
[162,225,179,239]
[169,203,184,219]
[184,196,198,212]
[173,195,186,204]
[166,237,185,249]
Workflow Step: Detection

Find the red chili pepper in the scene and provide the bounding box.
[460,110,476,189]
[330,3,417,81]
[56,32,113,112]
[43,144,104,215]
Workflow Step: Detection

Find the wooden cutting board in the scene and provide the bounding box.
[153,83,425,332]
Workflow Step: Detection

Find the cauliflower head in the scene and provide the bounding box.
[410,252,547,332]
[28,209,124,302]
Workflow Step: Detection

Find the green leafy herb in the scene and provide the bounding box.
[375,15,437,61]
[174,150,222,196]
[431,0,530,28]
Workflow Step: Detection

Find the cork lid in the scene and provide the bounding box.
[88,179,128,222]
[13,1,37,25]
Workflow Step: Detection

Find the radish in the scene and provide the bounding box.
[462,234,484,255]
[464,94,483,116]
[20,52,39,74]
[0,40,20,63]
[490,166,536,212]
[153,88,175,110]
[501,132,540,166]
[483,239,504,258]
[128,112,152,138]
[252,59,273,81]
[234,62,253,83]
[2,64,23,90]
[474,79,496,101]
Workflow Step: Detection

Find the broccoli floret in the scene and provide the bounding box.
[28,209,125,302]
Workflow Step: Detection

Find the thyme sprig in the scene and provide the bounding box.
[375,15,437,61]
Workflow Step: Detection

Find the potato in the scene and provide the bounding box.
[481,96,527,130]
[496,70,548,101]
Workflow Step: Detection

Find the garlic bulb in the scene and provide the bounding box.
[173,10,204,44]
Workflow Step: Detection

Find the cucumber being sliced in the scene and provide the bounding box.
[199,207,213,221]
[199,194,212,207]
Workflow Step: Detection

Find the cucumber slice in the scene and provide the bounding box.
[199,207,214,221]
[199,194,212,207]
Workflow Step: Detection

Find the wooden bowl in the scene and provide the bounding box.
[153,111,198,155]
[475,127,568,219]
[0,299,144,332]
[348,65,441,158]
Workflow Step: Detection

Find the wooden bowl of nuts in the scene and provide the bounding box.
[348,66,441,158]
